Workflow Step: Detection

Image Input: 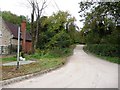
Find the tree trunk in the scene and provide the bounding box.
[34,15,39,49]
[29,0,47,53]
[31,2,35,54]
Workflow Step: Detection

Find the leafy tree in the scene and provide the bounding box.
[28,0,47,53]
[2,11,22,25]
[78,2,120,44]
[79,2,120,22]
[2,11,31,31]
[37,11,76,49]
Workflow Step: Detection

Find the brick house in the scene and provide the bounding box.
[0,17,32,54]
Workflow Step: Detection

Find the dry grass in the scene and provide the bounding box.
[2,58,66,80]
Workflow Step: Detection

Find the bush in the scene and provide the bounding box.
[43,48,72,58]
[84,44,119,57]
[45,31,72,49]
[26,45,75,59]
[85,32,101,44]
[100,29,120,44]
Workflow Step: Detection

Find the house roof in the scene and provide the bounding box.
[4,21,32,41]
[26,32,32,41]
[4,21,18,38]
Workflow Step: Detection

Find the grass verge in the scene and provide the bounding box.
[2,58,65,80]
[2,56,16,64]
[2,45,76,80]
[83,45,120,64]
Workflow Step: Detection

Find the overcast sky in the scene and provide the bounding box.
[0,0,84,29]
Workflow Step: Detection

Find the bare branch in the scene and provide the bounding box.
[27,0,48,51]
[39,0,47,18]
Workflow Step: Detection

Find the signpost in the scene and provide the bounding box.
[16,27,20,69]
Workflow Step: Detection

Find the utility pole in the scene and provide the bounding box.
[16,27,20,69]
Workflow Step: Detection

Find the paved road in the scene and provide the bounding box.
[4,45,118,88]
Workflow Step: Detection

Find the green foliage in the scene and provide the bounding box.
[26,44,75,60]
[84,44,120,64]
[26,47,74,60]
[85,32,101,44]
[78,2,119,45]
[101,28,120,44]
[46,30,72,49]
[79,2,120,21]
[2,56,16,63]
[2,11,22,25]
[84,44,119,57]
[2,11,78,52]
[3,57,66,80]
[79,2,120,63]
[2,11,31,31]
[37,11,77,50]
[43,48,73,58]
[99,56,120,64]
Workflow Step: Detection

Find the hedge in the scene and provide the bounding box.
[84,44,119,57]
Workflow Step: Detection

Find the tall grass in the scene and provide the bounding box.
[26,46,75,60]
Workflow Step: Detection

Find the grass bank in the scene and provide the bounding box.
[2,58,65,80]
[2,45,75,80]
[83,44,120,64]
[2,56,16,64]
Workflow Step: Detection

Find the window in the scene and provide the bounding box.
[0,31,2,37]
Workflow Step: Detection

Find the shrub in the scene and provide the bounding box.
[26,45,75,59]
[43,48,72,58]
[100,29,120,44]
[85,32,101,44]
[84,44,119,57]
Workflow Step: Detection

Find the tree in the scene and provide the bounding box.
[36,11,76,49]
[78,2,120,22]
[2,11,31,31]
[28,0,47,53]
[78,2,120,44]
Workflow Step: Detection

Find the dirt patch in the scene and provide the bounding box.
[2,58,65,80]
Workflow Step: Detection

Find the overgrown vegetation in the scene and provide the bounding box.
[84,44,120,64]
[2,58,65,80]
[84,44,119,57]
[2,11,31,31]
[78,2,120,44]
[2,9,79,80]
[26,47,74,60]
[36,11,80,50]
[2,45,75,80]
[2,10,80,52]
[78,2,120,63]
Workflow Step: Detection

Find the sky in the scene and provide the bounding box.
[0,0,84,29]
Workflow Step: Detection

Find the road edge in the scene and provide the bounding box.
[1,64,64,87]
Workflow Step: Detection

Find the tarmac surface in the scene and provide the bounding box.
[3,45,118,88]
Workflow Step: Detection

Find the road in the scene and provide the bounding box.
[4,45,118,88]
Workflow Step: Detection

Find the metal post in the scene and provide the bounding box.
[16,27,20,69]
